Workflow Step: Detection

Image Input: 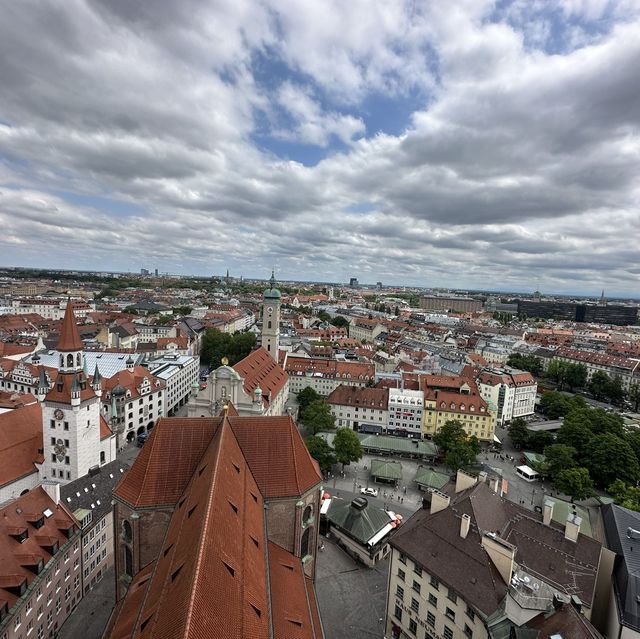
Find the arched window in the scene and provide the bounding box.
[67,354,74,368]
[303,505,313,523]
[268,321,272,329]
[59,355,64,368]
[124,546,133,577]
[301,527,311,558]
[122,520,132,543]
[76,353,81,366]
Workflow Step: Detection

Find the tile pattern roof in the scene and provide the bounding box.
[45,370,96,404]
[113,417,222,508]
[107,415,323,639]
[0,402,44,488]
[326,385,388,408]
[233,347,288,408]
[284,357,375,381]
[57,303,84,351]
[228,416,322,498]
[0,487,78,610]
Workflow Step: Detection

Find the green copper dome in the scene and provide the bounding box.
[263,270,281,299]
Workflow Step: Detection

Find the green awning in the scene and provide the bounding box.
[370,458,403,480]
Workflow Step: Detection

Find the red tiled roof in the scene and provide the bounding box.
[284,357,374,381]
[113,417,221,508]
[233,347,288,407]
[229,416,322,499]
[0,403,43,487]
[100,415,113,440]
[45,371,96,403]
[327,385,388,408]
[0,487,78,610]
[268,541,322,639]
[57,303,84,351]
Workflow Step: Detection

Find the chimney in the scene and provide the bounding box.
[42,480,60,506]
[565,513,582,542]
[488,476,500,494]
[543,500,554,526]
[430,489,450,514]
[460,513,471,539]
[455,469,478,494]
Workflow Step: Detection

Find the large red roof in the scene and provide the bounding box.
[0,403,44,488]
[233,347,289,407]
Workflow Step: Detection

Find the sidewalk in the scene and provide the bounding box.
[57,567,116,639]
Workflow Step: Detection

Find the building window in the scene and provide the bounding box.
[446,607,455,621]
[409,619,417,635]
[396,585,404,599]
[399,553,407,565]
[443,627,453,639]
[464,625,473,638]
[410,598,419,614]
[412,581,421,594]
[447,587,457,604]
[393,605,402,622]
[122,520,132,543]
[398,568,405,581]
[430,575,439,590]
[466,606,475,622]
[413,565,422,577]
[427,611,436,627]
[428,593,437,607]
[124,547,133,577]
[301,527,311,557]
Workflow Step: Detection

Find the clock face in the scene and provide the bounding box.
[54,438,67,461]
[54,409,64,421]
[267,307,273,315]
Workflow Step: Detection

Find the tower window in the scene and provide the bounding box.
[268,321,272,329]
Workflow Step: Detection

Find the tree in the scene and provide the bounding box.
[608,479,640,511]
[607,375,626,406]
[527,430,555,453]
[302,400,336,435]
[305,436,336,472]
[538,391,585,419]
[506,353,542,376]
[584,433,640,488]
[626,429,640,465]
[629,383,640,412]
[434,421,480,471]
[589,370,611,401]
[543,444,577,481]
[297,386,321,419]
[508,418,530,448]
[172,305,193,316]
[557,411,594,458]
[564,364,588,391]
[201,328,255,367]
[317,310,331,323]
[547,360,568,389]
[333,428,363,467]
[554,467,594,503]
[330,316,350,329]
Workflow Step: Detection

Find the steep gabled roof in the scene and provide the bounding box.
[0,403,43,488]
[57,303,84,352]
[113,418,222,508]
[233,347,288,407]
[228,416,322,498]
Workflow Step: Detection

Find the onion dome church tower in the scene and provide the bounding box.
[261,271,281,361]
[42,303,104,484]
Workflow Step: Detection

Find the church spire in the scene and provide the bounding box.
[57,302,83,352]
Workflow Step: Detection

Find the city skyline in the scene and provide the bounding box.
[1,2,639,295]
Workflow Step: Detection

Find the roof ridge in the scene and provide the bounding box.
[288,417,302,495]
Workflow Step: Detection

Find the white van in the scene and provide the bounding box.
[515,465,540,482]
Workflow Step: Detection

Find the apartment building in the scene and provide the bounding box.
[388,388,424,438]
[477,368,537,426]
[285,355,375,397]
[349,319,386,343]
[0,485,82,639]
[385,476,606,639]
[327,385,388,430]
[145,354,199,415]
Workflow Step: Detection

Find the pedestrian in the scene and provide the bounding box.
[403,487,407,495]
[401,497,404,504]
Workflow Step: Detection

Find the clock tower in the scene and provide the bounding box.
[42,303,103,484]
[261,271,281,361]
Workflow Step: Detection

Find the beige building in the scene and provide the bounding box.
[420,296,482,313]
[327,385,388,430]
[385,474,607,639]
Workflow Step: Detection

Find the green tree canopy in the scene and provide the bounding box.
[626,429,640,465]
[542,444,577,481]
[508,418,530,448]
[589,370,611,401]
[302,400,336,435]
[527,430,555,454]
[547,360,568,389]
[201,329,256,367]
[434,420,481,471]
[317,310,331,323]
[585,433,640,488]
[554,467,594,503]
[609,479,640,511]
[333,428,363,467]
[305,436,336,472]
[556,412,594,458]
[506,353,542,376]
[538,391,586,419]
[564,363,588,391]
[330,315,350,328]
[629,383,640,412]
[297,386,322,419]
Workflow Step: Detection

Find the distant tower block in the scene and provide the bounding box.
[261,271,281,361]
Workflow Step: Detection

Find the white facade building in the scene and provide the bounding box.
[387,388,424,437]
[477,368,537,426]
[146,354,199,415]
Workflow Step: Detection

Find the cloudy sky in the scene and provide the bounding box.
[1,0,639,295]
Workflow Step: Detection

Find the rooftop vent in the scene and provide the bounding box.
[351,497,368,510]
[627,527,640,541]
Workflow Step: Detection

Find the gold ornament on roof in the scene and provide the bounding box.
[221,356,229,366]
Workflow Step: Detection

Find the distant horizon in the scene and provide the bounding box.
[2,263,638,303]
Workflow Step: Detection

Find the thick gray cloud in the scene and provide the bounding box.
[0,0,639,295]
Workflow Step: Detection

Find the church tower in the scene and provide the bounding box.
[261,271,281,361]
[42,303,103,484]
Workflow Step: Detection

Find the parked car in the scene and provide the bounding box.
[360,487,378,497]
[136,432,149,447]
